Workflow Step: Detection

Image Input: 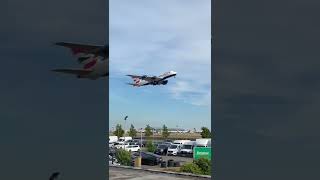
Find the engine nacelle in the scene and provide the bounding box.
[161,80,168,85]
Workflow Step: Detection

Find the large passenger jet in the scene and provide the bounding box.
[52,42,108,80]
[127,71,177,87]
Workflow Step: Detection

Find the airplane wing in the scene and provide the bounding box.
[126,75,161,82]
[126,83,149,87]
[54,42,108,57]
[52,69,93,75]
[126,75,142,78]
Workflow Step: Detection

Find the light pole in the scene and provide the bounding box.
[140,128,142,157]
[152,128,154,144]
[124,116,128,150]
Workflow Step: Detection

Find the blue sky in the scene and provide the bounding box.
[109,0,211,131]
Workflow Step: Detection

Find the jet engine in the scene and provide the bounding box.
[161,80,168,85]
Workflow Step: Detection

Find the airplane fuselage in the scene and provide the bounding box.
[78,57,108,80]
[129,71,177,87]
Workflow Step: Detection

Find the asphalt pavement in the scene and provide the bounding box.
[109,166,211,180]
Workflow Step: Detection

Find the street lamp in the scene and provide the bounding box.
[140,128,142,157]
[124,116,128,151]
[152,128,155,144]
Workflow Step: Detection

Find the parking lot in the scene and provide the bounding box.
[141,154,193,169]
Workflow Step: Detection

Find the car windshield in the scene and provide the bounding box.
[169,145,178,149]
[182,145,193,149]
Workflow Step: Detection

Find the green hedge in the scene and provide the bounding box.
[180,158,211,175]
[115,149,131,166]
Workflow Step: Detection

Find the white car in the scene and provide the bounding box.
[114,142,130,149]
[167,144,181,156]
[179,143,195,157]
[109,142,115,148]
[125,145,140,152]
[108,155,120,166]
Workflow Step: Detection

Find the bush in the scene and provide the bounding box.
[180,163,202,174]
[194,158,211,175]
[115,149,131,166]
[146,141,156,152]
[180,158,211,175]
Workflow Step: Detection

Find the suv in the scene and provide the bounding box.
[154,144,170,155]
[167,144,181,156]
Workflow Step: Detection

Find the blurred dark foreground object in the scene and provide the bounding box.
[49,172,60,180]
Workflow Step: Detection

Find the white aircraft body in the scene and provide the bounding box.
[52,42,108,80]
[127,71,177,87]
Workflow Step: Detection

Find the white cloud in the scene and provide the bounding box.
[110,0,211,106]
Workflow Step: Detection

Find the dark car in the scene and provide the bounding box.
[140,152,162,166]
[129,139,140,145]
[154,144,170,155]
[163,139,173,143]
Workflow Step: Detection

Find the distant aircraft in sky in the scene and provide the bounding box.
[126,71,177,87]
[52,42,108,80]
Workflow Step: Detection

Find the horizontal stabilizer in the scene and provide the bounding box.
[52,69,92,76]
[126,75,141,78]
[126,83,136,86]
[54,42,107,57]
[54,42,104,50]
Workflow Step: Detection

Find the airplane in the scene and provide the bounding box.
[126,71,177,87]
[52,42,108,80]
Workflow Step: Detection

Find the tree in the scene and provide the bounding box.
[115,149,132,166]
[144,124,153,138]
[113,124,124,138]
[128,124,137,138]
[162,124,170,139]
[146,140,156,153]
[200,127,211,138]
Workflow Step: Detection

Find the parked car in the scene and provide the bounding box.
[128,140,140,145]
[163,139,173,143]
[118,136,133,142]
[109,142,115,148]
[154,144,170,155]
[125,145,141,152]
[179,141,196,157]
[108,155,120,166]
[114,142,130,149]
[195,138,211,147]
[109,136,118,143]
[167,144,182,156]
[173,140,191,145]
[140,152,163,166]
[162,142,173,146]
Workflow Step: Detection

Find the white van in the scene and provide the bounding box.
[167,144,182,156]
[179,141,196,156]
[119,136,132,142]
[114,141,130,149]
[109,136,118,143]
[173,140,191,145]
[195,138,211,147]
